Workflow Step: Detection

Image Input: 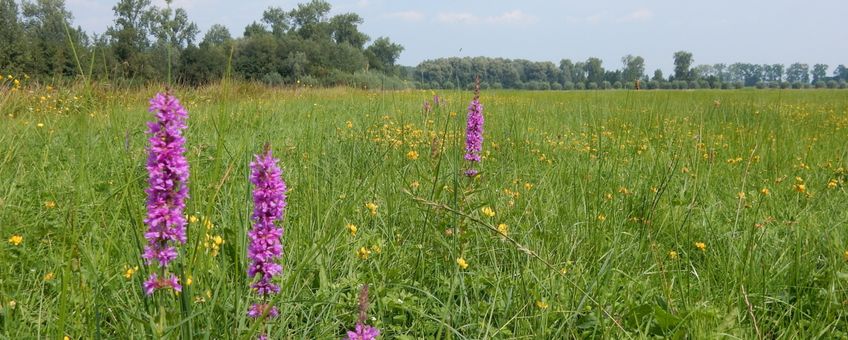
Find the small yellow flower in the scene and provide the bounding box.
[43,272,55,281]
[8,300,16,309]
[456,257,469,270]
[346,223,358,237]
[536,300,549,309]
[694,242,706,252]
[186,277,193,286]
[365,202,378,216]
[597,213,606,222]
[371,244,382,254]
[203,218,214,230]
[450,111,457,117]
[123,266,138,279]
[524,182,533,190]
[357,247,371,260]
[497,223,508,237]
[346,121,353,129]
[794,184,806,193]
[760,188,770,196]
[410,181,420,191]
[406,150,419,160]
[481,207,495,217]
[681,166,690,174]
[668,250,678,260]
[64,336,70,340]
[44,200,56,209]
[188,215,199,223]
[36,123,44,128]
[843,250,848,261]
[828,179,838,189]
[8,235,22,246]
[737,191,746,200]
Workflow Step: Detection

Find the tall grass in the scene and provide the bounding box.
[0,84,846,338]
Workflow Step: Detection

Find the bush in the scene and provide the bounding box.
[587,82,599,90]
[563,82,575,90]
[550,82,563,91]
[262,72,285,86]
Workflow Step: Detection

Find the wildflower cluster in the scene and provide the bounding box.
[464,79,485,177]
[142,93,190,295]
[247,147,288,321]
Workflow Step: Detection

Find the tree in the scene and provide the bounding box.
[21,0,86,77]
[559,59,573,84]
[585,57,604,85]
[835,64,848,82]
[329,13,368,49]
[786,63,809,83]
[812,64,828,83]
[365,37,403,74]
[0,0,26,71]
[673,51,693,81]
[106,0,153,78]
[621,54,645,82]
[652,69,664,82]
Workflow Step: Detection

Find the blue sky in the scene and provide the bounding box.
[66,0,847,73]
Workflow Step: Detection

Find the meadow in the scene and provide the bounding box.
[1,82,847,339]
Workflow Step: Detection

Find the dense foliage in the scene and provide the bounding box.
[0,0,845,90]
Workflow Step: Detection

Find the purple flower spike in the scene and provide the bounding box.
[247,146,287,333]
[347,324,380,340]
[464,78,484,175]
[143,92,189,295]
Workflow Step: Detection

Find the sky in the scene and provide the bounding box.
[65,0,848,74]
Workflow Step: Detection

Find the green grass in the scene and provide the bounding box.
[1,84,847,339]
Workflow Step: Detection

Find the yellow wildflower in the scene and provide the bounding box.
[357,247,371,260]
[346,223,358,237]
[828,179,838,189]
[37,123,44,128]
[481,207,495,217]
[8,235,22,246]
[188,215,199,223]
[346,120,353,129]
[123,266,138,279]
[371,244,382,254]
[44,200,56,209]
[524,182,533,190]
[668,250,678,260]
[694,242,706,252]
[456,257,468,270]
[737,191,746,200]
[760,188,770,196]
[406,150,419,160]
[536,300,549,309]
[597,213,606,222]
[497,223,508,237]
[44,272,55,281]
[365,202,378,216]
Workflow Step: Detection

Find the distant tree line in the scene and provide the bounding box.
[0,0,405,87]
[410,53,848,90]
[1,0,845,90]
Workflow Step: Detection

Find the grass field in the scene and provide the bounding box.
[1,84,847,339]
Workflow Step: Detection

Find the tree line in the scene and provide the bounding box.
[1,0,845,90]
[0,0,405,87]
[411,53,848,90]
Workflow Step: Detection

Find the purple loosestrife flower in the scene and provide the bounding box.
[142,93,189,295]
[247,147,287,320]
[347,284,380,340]
[464,79,484,176]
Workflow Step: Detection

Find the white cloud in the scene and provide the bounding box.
[436,12,480,24]
[486,10,536,24]
[386,11,425,22]
[436,10,536,25]
[619,9,654,22]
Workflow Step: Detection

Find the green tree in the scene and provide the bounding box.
[673,51,693,81]
[786,63,809,83]
[621,54,645,82]
[366,37,403,74]
[585,57,604,84]
[21,0,86,77]
[106,0,153,78]
[812,64,828,83]
[0,0,26,72]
